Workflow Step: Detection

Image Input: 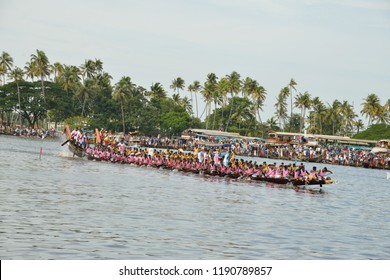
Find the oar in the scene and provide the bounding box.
[61,139,70,146]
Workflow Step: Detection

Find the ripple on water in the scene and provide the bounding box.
[1,136,390,259]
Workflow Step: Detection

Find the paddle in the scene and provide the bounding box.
[61,139,70,146]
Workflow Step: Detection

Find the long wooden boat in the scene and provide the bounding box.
[63,124,86,157]
[251,175,334,186]
[68,141,86,157]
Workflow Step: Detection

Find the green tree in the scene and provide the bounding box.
[188,80,201,118]
[225,71,241,131]
[354,119,364,134]
[217,77,229,125]
[361,93,381,125]
[112,76,135,132]
[76,79,98,117]
[285,113,301,133]
[94,59,103,74]
[201,80,214,129]
[275,87,289,130]
[7,67,24,126]
[266,116,279,131]
[170,77,185,95]
[58,65,81,95]
[325,100,342,135]
[339,100,356,135]
[80,59,96,81]
[10,81,47,127]
[172,93,181,105]
[24,61,36,82]
[201,73,218,129]
[294,91,311,132]
[310,96,326,134]
[230,97,255,130]
[148,83,167,99]
[30,49,51,100]
[51,62,64,82]
[0,51,14,85]
[288,78,297,131]
[242,77,266,130]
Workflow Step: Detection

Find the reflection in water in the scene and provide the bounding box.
[0,135,389,259]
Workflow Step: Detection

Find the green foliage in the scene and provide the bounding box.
[2,50,388,138]
[64,116,91,129]
[160,111,191,136]
[352,124,390,140]
[284,113,301,133]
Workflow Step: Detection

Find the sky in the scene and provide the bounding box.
[1,0,389,123]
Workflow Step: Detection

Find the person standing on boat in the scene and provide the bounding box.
[223,152,230,167]
[198,148,204,163]
[118,141,125,155]
[213,149,220,165]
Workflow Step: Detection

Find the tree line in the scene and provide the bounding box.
[0,50,389,137]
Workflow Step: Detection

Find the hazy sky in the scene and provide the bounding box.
[1,0,389,122]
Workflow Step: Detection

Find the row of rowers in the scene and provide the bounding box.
[85,146,333,180]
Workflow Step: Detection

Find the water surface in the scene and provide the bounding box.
[0,135,389,259]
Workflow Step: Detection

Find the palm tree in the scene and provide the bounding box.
[188,81,201,118]
[172,93,181,105]
[0,51,14,85]
[211,86,223,130]
[225,71,241,131]
[95,72,113,92]
[148,83,167,99]
[186,84,194,117]
[112,76,135,132]
[275,87,289,130]
[170,77,185,96]
[242,77,266,127]
[24,61,36,81]
[217,77,229,125]
[76,79,98,117]
[310,96,326,134]
[201,80,215,129]
[8,67,24,126]
[242,77,256,99]
[354,119,364,133]
[58,65,81,94]
[266,117,279,131]
[339,100,356,134]
[294,91,311,132]
[30,49,51,100]
[51,62,64,82]
[361,93,381,125]
[231,97,255,130]
[373,105,390,124]
[94,59,103,74]
[181,96,193,115]
[80,59,96,81]
[288,78,297,131]
[326,100,342,135]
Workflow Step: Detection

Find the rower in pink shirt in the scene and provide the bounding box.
[282,166,290,178]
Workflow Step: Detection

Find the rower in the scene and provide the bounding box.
[318,167,332,179]
[308,166,319,181]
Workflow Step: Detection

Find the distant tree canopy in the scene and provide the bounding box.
[1,50,389,137]
[352,124,390,140]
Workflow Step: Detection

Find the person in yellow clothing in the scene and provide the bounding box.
[193,147,198,157]
[230,151,235,163]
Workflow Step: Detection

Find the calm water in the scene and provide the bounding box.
[0,135,389,260]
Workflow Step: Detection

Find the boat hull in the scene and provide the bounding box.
[68,142,86,157]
